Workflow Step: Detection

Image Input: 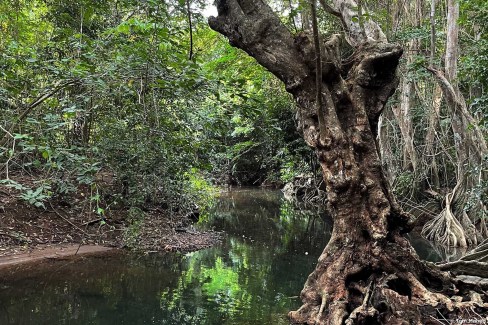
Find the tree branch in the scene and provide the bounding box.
[331,0,387,46]
[311,0,327,144]
[318,0,341,18]
[186,0,193,60]
[21,80,79,118]
[208,0,310,90]
[1,79,79,147]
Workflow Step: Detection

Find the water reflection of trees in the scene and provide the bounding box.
[159,244,293,324]
[203,189,332,251]
[0,254,185,324]
[160,189,334,324]
[0,189,340,325]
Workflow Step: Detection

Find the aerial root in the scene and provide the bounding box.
[422,192,467,247]
[315,292,328,323]
[460,211,478,246]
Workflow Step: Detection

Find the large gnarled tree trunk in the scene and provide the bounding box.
[209,0,487,323]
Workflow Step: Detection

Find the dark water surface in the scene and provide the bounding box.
[0,188,443,325]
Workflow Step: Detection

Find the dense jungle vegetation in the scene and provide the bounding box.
[1,0,488,323]
[0,0,487,253]
[0,0,312,236]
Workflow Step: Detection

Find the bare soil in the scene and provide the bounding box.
[0,174,223,266]
[0,244,114,269]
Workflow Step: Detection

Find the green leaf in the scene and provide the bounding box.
[13,133,29,140]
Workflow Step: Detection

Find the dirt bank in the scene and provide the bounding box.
[0,176,223,262]
[0,244,114,269]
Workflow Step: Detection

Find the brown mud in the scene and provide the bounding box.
[0,244,114,269]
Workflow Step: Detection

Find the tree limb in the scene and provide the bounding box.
[23,79,79,115]
[311,0,327,144]
[331,0,387,46]
[209,0,310,89]
[1,79,79,147]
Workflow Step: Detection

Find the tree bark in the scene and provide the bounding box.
[392,41,417,173]
[445,0,459,82]
[424,84,442,189]
[209,0,488,323]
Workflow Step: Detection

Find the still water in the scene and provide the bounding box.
[0,188,443,325]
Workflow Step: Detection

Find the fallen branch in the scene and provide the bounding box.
[48,202,92,237]
[81,218,103,226]
[438,260,488,278]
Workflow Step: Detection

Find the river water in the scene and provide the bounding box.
[0,188,444,325]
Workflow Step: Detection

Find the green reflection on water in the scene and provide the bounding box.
[0,189,331,325]
[157,190,334,324]
[0,188,443,325]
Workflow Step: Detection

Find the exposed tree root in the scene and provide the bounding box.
[438,239,488,277]
[440,260,488,278]
[289,236,488,324]
[456,275,488,290]
[460,211,478,246]
[422,190,468,248]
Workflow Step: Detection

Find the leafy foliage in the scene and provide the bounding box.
[0,0,311,220]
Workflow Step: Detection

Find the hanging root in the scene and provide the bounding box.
[422,193,468,247]
[422,206,468,247]
[460,211,478,246]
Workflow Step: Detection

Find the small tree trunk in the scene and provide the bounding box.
[429,0,436,66]
[300,0,312,31]
[424,84,442,188]
[392,41,417,173]
[445,0,459,82]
